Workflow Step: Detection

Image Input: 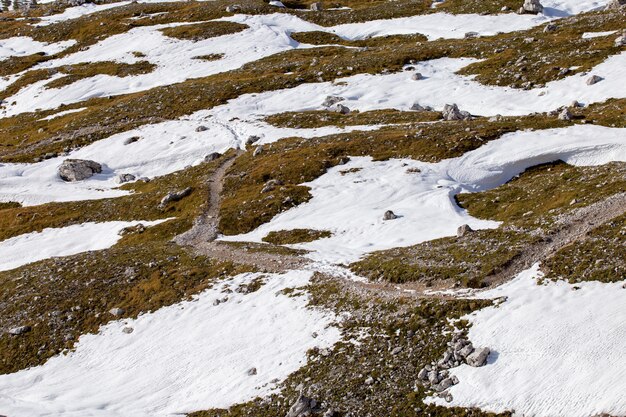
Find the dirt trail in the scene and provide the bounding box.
[175,151,308,273]
[177,152,626,297]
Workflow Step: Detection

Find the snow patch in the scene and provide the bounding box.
[0,269,340,417]
[0,219,170,272]
[428,264,626,417]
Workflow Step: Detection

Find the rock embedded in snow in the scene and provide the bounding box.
[586,75,604,85]
[466,347,490,367]
[383,210,398,221]
[195,125,208,132]
[322,96,344,108]
[518,0,543,14]
[246,135,260,146]
[8,326,31,336]
[58,159,102,182]
[456,224,474,237]
[116,173,136,184]
[411,72,424,81]
[246,367,257,376]
[442,103,471,121]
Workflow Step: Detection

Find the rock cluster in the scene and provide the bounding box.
[606,0,626,9]
[285,395,336,417]
[442,103,471,121]
[58,159,102,182]
[417,333,490,399]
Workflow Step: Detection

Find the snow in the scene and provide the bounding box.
[428,264,626,417]
[582,30,618,39]
[0,36,75,61]
[221,124,626,263]
[0,219,169,272]
[39,106,87,120]
[0,269,340,417]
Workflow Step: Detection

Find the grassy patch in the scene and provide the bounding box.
[45,60,156,89]
[265,109,441,129]
[352,230,540,288]
[160,21,247,41]
[262,229,332,245]
[190,275,505,417]
[543,213,626,283]
[457,161,626,229]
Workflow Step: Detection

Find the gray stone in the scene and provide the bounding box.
[459,343,474,358]
[439,377,454,390]
[253,146,263,157]
[204,152,222,162]
[417,367,428,380]
[464,31,479,39]
[466,347,490,367]
[383,210,398,221]
[8,325,31,335]
[310,1,322,10]
[457,224,474,237]
[615,30,626,47]
[364,376,374,385]
[109,307,125,317]
[543,23,557,32]
[246,135,260,145]
[58,159,102,182]
[195,125,208,132]
[261,179,284,193]
[286,395,318,417]
[116,173,136,184]
[442,103,471,121]
[519,0,543,14]
[411,72,424,81]
[225,4,241,12]
[428,370,440,384]
[159,187,192,208]
[122,327,134,334]
[322,96,344,108]
[586,75,604,85]
[333,104,351,115]
[558,108,573,121]
[247,367,257,376]
[391,346,403,355]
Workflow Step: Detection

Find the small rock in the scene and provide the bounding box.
[439,377,454,390]
[518,0,543,14]
[123,136,140,145]
[391,346,403,355]
[322,96,344,108]
[246,135,260,145]
[195,125,208,132]
[225,4,241,12]
[213,299,221,306]
[411,72,424,81]
[261,179,284,193]
[457,224,473,237]
[417,367,428,380]
[8,325,31,335]
[364,376,374,385]
[286,395,318,417]
[466,347,490,367]
[428,370,441,384]
[58,159,102,182]
[383,210,398,221]
[543,23,557,33]
[116,173,136,184]
[464,31,479,39]
[159,187,192,208]
[204,152,222,162]
[247,367,257,376]
[586,75,603,85]
[310,1,322,10]
[253,146,263,157]
[109,307,125,317]
[122,327,134,334]
[614,30,626,47]
[333,103,351,114]
[459,344,474,358]
[442,103,471,121]
[558,108,573,121]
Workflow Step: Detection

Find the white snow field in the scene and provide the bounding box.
[0,36,75,60]
[0,270,341,417]
[0,220,169,272]
[428,264,626,417]
[222,124,626,264]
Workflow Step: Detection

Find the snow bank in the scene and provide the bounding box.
[0,270,340,417]
[221,124,626,263]
[0,219,169,272]
[0,36,75,61]
[428,264,626,417]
